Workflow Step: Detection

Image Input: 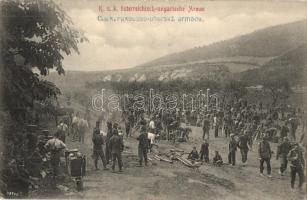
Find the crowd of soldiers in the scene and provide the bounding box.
[25,98,305,194]
[2,91,305,198]
[190,100,304,190]
[107,99,304,191]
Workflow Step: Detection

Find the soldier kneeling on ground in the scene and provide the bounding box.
[188,147,199,163]
[213,151,223,166]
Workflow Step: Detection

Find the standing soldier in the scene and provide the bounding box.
[125,117,131,138]
[289,116,299,141]
[44,131,66,177]
[155,115,163,136]
[213,114,219,138]
[109,128,124,173]
[57,120,68,143]
[118,126,124,139]
[105,121,113,164]
[202,115,210,140]
[199,139,209,163]
[228,134,237,166]
[280,122,290,139]
[223,114,232,138]
[258,136,272,177]
[78,118,88,143]
[71,113,79,141]
[287,143,305,191]
[238,131,250,164]
[148,117,155,133]
[85,105,91,128]
[137,126,149,166]
[276,137,291,175]
[92,121,108,170]
[128,112,135,128]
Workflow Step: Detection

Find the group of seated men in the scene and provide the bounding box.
[187,139,223,166]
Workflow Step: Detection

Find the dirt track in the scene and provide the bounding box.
[29,123,306,200]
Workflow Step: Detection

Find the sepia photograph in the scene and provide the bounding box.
[0,0,306,199]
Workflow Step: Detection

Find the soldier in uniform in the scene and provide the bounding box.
[213,114,219,138]
[57,120,68,143]
[199,139,209,163]
[188,147,199,161]
[105,121,113,164]
[109,129,124,172]
[202,115,210,140]
[238,131,250,164]
[258,136,272,177]
[280,122,290,139]
[92,121,108,170]
[44,131,66,177]
[213,151,223,166]
[228,134,237,166]
[137,126,149,166]
[276,137,291,175]
[287,143,305,190]
[288,116,299,141]
[125,118,131,138]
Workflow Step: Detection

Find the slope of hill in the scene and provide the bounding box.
[238,43,307,85]
[46,20,307,90]
[139,20,307,69]
[46,63,232,92]
[141,56,274,73]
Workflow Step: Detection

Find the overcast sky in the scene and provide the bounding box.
[56,0,307,71]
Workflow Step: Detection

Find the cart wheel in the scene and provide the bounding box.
[76,179,83,191]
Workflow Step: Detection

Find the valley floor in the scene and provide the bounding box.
[30,124,305,200]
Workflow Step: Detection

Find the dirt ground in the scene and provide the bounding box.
[30,121,306,200]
